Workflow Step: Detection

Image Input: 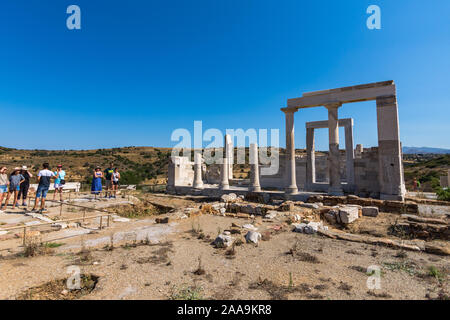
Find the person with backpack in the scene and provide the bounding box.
[18,165,32,207]
[52,164,66,202]
[104,163,115,198]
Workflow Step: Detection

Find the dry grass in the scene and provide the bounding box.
[248,277,312,300]
[193,256,206,275]
[16,274,99,300]
[112,201,168,219]
[21,237,56,258]
[135,241,173,265]
[286,240,321,264]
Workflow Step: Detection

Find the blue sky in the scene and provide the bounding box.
[0,0,449,150]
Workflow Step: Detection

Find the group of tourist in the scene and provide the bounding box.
[0,163,65,213]
[90,162,121,199]
[0,162,121,213]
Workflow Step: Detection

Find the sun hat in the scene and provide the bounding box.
[14,167,21,171]
[57,164,63,168]
[22,165,28,170]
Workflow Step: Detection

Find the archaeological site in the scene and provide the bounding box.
[1,2,449,308]
[1,80,448,302]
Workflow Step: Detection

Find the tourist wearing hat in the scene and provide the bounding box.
[0,167,9,213]
[52,164,66,202]
[18,165,33,207]
[91,166,103,195]
[1,167,25,210]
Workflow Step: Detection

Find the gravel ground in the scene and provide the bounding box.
[1,213,448,300]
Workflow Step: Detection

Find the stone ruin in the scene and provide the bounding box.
[440,169,450,188]
[167,80,407,201]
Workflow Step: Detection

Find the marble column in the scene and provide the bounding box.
[219,136,230,190]
[284,110,298,194]
[193,152,203,189]
[225,134,234,180]
[376,95,406,200]
[326,103,344,196]
[355,144,363,158]
[344,119,355,190]
[249,143,261,192]
[306,127,315,190]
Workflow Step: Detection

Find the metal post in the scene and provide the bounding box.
[83,209,86,223]
[23,227,27,246]
[107,214,111,227]
[59,202,63,217]
[99,215,103,230]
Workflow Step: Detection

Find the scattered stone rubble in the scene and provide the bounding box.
[293,221,327,234]
[307,195,419,214]
[245,231,262,244]
[148,192,449,256]
[213,233,233,248]
[362,206,379,217]
[393,214,449,240]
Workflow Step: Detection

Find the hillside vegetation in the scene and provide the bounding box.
[403,154,450,192]
[0,146,171,186]
[1,146,448,195]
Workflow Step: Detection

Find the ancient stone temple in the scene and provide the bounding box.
[281,80,406,201]
[167,80,407,201]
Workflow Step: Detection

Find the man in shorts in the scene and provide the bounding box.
[32,163,55,212]
[104,163,114,199]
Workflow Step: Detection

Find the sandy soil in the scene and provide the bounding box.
[0,197,448,300]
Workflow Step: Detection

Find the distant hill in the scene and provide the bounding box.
[403,146,450,154]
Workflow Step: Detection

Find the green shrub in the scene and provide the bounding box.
[436,187,450,201]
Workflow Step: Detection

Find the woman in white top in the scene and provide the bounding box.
[0,167,9,213]
[112,168,120,199]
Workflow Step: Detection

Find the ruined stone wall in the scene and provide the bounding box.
[260,153,349,190]
[440,169,450,188]
[314,153,348,183]
[260,154,307,190]
[205,164,221,184]
[169,148,383,196]
[354,147,380,197]
[167,156,194,188]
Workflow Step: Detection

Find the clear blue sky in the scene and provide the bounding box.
[1,0,449,150]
